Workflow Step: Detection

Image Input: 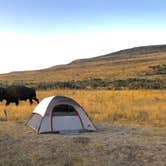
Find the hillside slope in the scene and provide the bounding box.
[0,45,166,86]
[70,44,166,64]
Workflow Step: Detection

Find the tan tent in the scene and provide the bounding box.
[27,96,96,134]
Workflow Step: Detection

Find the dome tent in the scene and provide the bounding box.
[27,96,96,134]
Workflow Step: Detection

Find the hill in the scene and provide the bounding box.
[70,44,166,64]
[0,44,166,89]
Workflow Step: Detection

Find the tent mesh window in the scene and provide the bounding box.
[52,104,78,116]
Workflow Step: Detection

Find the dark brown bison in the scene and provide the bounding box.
[0,86,39,106]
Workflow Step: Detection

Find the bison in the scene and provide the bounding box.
[0,86,39,106]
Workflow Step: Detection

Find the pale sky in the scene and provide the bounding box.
[0,0,166,73]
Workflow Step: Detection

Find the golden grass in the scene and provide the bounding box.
[0,89,166,126]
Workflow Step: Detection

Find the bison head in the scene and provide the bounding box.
[0,87,5,101]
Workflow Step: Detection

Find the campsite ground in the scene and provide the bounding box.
[0,121,166,166]
[0,89,166,166]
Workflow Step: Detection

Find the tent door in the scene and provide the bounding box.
[51,104,83,132]
[52,115,83,131]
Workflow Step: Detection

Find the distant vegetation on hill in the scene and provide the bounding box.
[0,45,166,89]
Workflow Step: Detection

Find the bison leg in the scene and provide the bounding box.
[5,101,10,106]
[29,98,33,105]
[33,97,39,104]
[15,100,19,106]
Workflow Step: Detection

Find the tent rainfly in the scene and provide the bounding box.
[27,96,96,134]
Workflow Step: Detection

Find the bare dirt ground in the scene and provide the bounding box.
[0,121,166,166]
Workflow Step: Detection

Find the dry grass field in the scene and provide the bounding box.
[0,90,166,166]
[0,89,166,126]
[0,121,166,166]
